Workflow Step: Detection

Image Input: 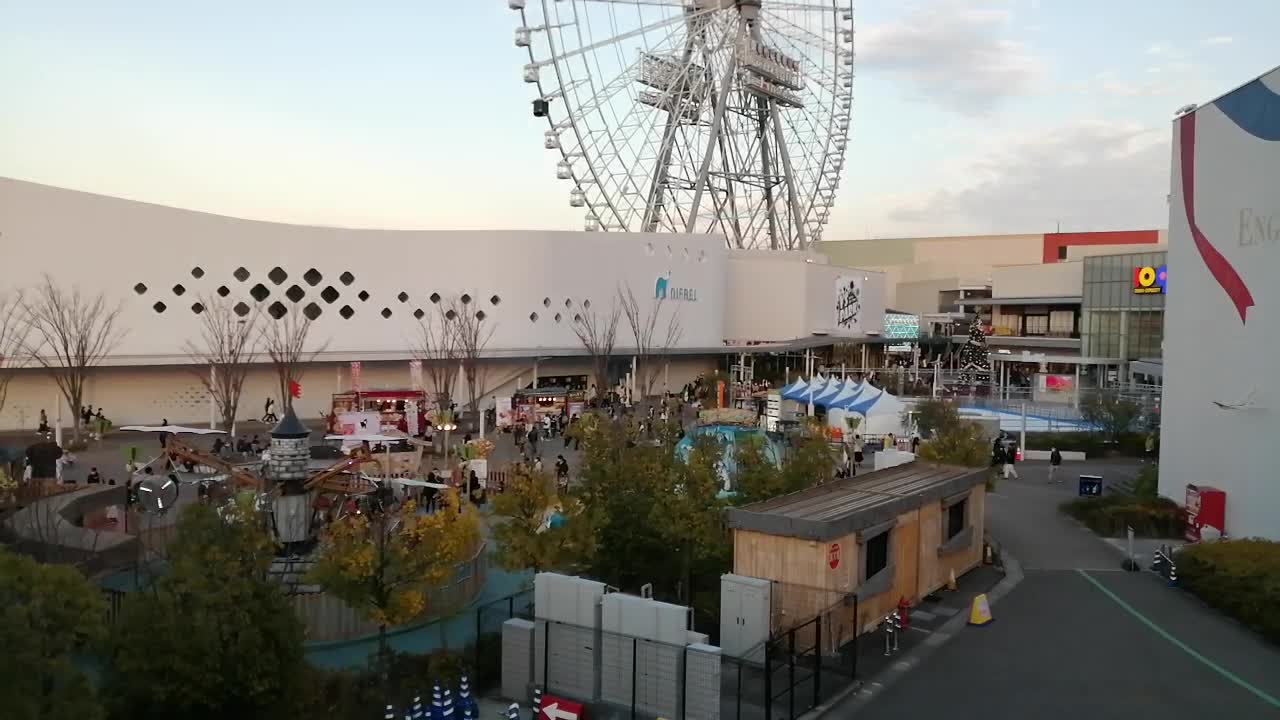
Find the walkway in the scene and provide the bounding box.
[837,460,1280,720]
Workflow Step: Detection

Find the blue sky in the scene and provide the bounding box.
[2,1,1277,239]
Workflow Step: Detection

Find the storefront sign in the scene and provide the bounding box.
[882,312,920,340]
[495,396,514,428]
[834,275,863,331]
[887,343,913,353]
[764,392,780,432]
[828,542,841,570]
[1133,265,1168,294]
[655,273,698,301]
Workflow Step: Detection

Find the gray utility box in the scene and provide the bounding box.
[720,574,771,662]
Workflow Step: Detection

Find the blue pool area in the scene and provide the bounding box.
[675,424,783,492]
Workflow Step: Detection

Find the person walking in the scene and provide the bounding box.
[555,454,569,491]
[1003,443,1020,480]
[262,397,278,423]
[37,409,49,435]
[527,424,540,459]
[852,434,865,467]
[1049,446,1063,483]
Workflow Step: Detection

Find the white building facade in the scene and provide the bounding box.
[1160,67,1280,541]
[0,179,883,429]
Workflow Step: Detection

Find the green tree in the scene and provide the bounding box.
[780,420,836,491]
[731,435,786,505]
[308,491,480,660]
[918,420,989,468]
[105,498,305,719]
[0,549,106,720]
[655,435,730,603]
[491,465,594,573]
[1081,390,1142,441]
[906,398,961,439]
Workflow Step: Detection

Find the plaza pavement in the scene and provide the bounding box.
[831,459,1280,720]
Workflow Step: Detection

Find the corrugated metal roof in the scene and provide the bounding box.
[725,462,986,542]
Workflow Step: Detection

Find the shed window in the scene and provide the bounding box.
[864,531,889,580]
[946,499,968,540]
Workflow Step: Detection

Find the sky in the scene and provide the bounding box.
[2,0,1277,240]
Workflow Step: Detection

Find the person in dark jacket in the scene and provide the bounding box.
[1048,447,1063,483]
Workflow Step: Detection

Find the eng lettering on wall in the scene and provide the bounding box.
[834,275,863,332]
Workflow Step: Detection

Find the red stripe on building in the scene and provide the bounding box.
[1042,230,1160,263]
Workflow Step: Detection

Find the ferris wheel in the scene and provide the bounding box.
[508,0,854,251]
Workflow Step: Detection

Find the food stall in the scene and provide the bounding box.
[512,386,585,424]
[331,389,428,434]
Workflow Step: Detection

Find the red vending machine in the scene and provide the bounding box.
[1184,484,1226,542]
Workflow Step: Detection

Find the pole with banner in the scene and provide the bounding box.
[350,361,362,392]
[409,360,423,393]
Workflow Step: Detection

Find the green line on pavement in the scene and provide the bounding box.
[1076,569,1280,710]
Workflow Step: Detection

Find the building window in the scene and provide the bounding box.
[864,531,889,580]
[946,499,968,540]
[1057,245,1068,260]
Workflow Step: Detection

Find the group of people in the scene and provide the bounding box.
[512,411,581,458]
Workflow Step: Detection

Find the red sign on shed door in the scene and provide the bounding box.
[540,695,584,720]
[828,542,841,569]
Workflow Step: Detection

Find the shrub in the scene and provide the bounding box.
[1024,431,1147,457]
[1132,464,1158,499]
[1060,494,1185,538]
[1178,539,1280,644]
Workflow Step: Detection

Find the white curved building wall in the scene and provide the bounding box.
[1160,68,1280,541]
[1,179,727,363]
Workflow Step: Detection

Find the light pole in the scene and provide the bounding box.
[435,421,458,461]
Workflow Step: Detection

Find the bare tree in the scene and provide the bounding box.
[412,304,461,410]
[570,299,621,401]
[23,275,124,443]
[260,305,327,413]
[449,298,495,415]
[0,290,32,419]
[619,284,683,399]
[183,298,260,431]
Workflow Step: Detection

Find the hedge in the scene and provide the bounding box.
[1178,539,1280,645]
[1059,494,1185,538]
[1024,431,1147,457]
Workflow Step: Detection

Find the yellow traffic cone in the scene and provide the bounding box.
[946,569,958,591]
[968,593,994,626]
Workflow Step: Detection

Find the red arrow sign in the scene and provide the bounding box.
[540,695,584,720]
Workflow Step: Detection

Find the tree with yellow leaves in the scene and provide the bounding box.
[308,491,481,661]
[491,464,594,574]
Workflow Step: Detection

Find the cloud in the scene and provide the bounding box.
[1076,70,1175,97]
[1203,35,1234,46]
[857,3,1044,114]
[870,121,1170,235]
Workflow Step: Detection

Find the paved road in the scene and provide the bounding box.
[845,460,1280,720]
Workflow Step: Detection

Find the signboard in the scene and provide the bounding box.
[350,361,363,391]
[409,360,423,391]
[539,695,584,720]
[764,392,781,432]
[834,275,863,332]
[886,343,913,354]
[882,312,920,340]
[1132,265,1168,294]
[495,396,514,428]
[1078,475,1103,497]
[1033,373,1076,403]
[827,542,841,570]
[406,400,419,436]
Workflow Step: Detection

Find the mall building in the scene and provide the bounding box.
[0,178,885,431]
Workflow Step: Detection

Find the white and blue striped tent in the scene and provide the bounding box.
[778,377,808,399]
[781,375,827,402]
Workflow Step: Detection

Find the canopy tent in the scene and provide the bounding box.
[824,380,865,409]
[842,385,907,436]
[812,377,847,406]
[778,378,808,399]
[781,375,827,402]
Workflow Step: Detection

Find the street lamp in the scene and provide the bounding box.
[435,421,458,460]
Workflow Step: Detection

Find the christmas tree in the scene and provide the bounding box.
[957,316,991,386]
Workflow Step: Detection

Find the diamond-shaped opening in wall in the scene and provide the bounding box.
[320,286,339,304]
[303,302,322,321]
[303,268,323,286]
[445,309,458,321]
[460,293,472,305]
[233,302,250,317]
[339,305,354,319]
[172,284,186,296]
[573,314,582,324]
[285,285,305,303]
[397,291,409,303]
[475,310,487,321]
[543,297,551,308]
[583,299,591,309]
[233,267,250,282]
[268,301,287,320]
[250,284,270,302]
[430,292,441,304]
[134,283,148,295]
[358,290,370,302]
[529,312,539,323]
[153,301,167,314]
[490,295,501,306]
[190,267,204,279]
[191,302,205,315]
[564,298,572,308]
[554,313,562,323]
[413,309,425,320]
[381,308,392,319]
[216,285,231,298]
[339,271,355,286]
[268,267,288,285]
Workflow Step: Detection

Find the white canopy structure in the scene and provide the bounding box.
[120,425,227,435]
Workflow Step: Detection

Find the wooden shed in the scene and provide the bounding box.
[724,463,987,650]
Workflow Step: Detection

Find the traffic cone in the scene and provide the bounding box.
[946,569,958,591]
[968,593,994,626]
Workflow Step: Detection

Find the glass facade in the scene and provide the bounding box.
[1080,251,1167,359]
